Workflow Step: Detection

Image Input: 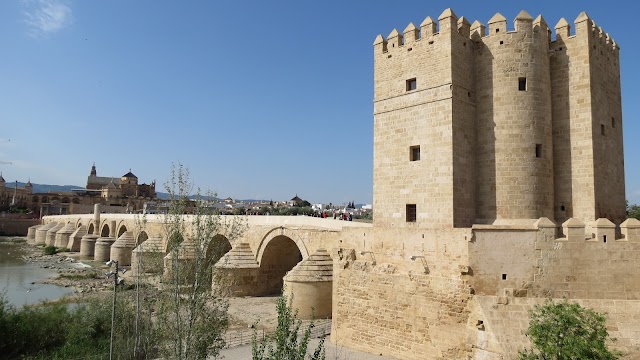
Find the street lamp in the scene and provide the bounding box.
[105,259,126,360]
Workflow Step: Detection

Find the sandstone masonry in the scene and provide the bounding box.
[329,8,635,360]
[373,9,624,228]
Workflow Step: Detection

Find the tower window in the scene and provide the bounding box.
[406,78,417,91]
[410,146,420,161]
[406,204,417,222]
[612,117,616,128]
[601,124,605,136]
[535,144,542,158]
[518,78,527,91]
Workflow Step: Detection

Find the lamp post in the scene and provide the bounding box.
[105,259,126,360]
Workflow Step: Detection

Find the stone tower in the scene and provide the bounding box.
[373,9,625,228]
[24,179,32,194]
[550,13,625,225]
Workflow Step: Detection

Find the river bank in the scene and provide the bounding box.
[0,237,112,306]
[2,238,392,358]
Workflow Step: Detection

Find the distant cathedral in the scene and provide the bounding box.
[0,164,156,216]
[86,163,156,199]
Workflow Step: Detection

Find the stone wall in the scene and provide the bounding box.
[333,256,473,359]
[531,226,640,300]
[0,218,41,236]
[468,225,540,296]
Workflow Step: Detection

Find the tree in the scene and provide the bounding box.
[252,292,325,360]
[627,200,640,220]
[136,163,247,360]
[519,300,621,360]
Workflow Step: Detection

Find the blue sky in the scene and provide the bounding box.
[0,1,639,206]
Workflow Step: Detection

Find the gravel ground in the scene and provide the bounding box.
[219,338,394,360]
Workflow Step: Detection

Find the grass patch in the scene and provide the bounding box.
[43,246,71,255]
[43,246,57,255]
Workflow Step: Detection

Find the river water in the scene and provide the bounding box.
[0,238,73,307]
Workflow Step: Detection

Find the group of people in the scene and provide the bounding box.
[333,212,352,221]
[310,212,353,221]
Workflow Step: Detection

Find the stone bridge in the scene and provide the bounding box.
[37,211,372,319]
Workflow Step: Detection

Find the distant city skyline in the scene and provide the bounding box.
[1,1,639,205]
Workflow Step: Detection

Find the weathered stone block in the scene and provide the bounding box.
[562,218,586,242]
[592,218,615,243]
[621,218,640,242]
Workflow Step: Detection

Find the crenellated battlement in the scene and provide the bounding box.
[373,8,473,53]
[557,217,640,242]
[552,12,619,53]
[374,9,619,53]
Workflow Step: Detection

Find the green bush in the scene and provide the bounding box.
[0,292,152,359]
[519,300,621,360]
[252,293,325,360]
[43,246,57,255]
[0,295,110,359]
[43,246,71,255]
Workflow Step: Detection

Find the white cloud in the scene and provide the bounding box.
[22,0,73,37]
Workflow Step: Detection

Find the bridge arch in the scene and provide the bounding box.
[100,223,110,237]
[207,234,232,265]
[256,227,309,264]
[255,227,309,295]
[117,222,128,238]
[88,222,95,235]
[137,230,149,245]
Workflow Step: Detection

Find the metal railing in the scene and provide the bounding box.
[224,318,332,349]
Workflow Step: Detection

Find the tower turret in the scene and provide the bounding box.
[475,10,554,222]
[550,12,625,225]
[25,179,33,194]
[373,7,476,228]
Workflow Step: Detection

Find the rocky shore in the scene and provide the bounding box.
[14,238,113,296]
